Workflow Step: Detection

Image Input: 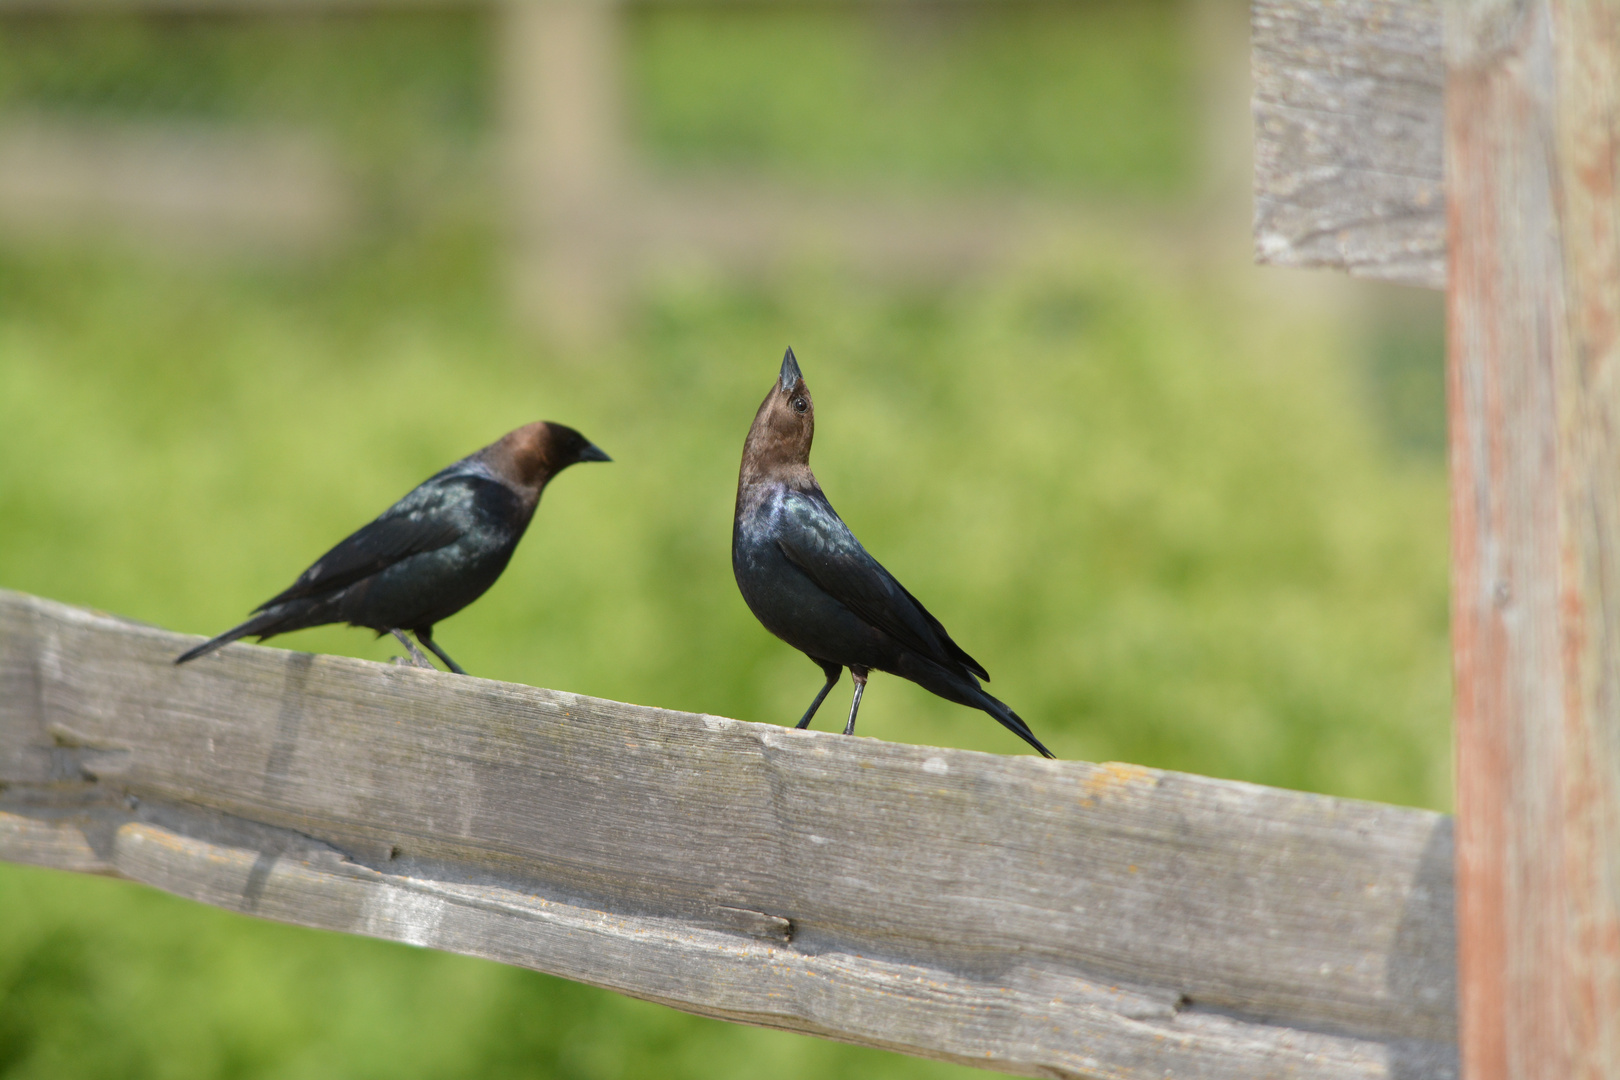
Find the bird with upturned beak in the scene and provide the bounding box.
[732,349,1054,757]
[176,421,610,674]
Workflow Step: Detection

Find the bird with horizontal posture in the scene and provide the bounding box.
[176,421,610,674]
[732,349,1054,758]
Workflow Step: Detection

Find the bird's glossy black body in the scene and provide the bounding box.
[735,485,956,679]
[255,464,528,634]
[176,421,609,673]
[732,349,1053,757]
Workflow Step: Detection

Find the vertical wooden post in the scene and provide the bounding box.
[1448,0,1620,1075]
[1190,0,1252,209]
[500,0,627,344]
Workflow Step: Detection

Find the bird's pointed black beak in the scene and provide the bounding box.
[779,347,802,392]
[578,443,612,463]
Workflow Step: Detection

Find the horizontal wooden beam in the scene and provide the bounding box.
[0,590,1458,1079]
[1251,0,1445,289]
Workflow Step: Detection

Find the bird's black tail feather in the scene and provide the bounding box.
[174,609,288,665]
[898,655,1057,758]
[976,690,1056,759]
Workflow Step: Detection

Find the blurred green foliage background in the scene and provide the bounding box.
[0,3,1448,1077]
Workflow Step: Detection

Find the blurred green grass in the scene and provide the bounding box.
[0,5,1448,1078]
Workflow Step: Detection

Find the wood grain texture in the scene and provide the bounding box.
[0,589,1458,1079]
[1447,1,1620,1077]
[1252,0,1446,288]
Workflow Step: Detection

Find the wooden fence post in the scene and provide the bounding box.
[1446,1,1620,1075]
[500,0,626,344]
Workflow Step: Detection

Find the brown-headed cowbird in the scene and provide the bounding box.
[732,349,1054,757]
[175,421,609,674]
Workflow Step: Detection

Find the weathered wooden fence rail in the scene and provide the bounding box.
[0,589,1458,1079]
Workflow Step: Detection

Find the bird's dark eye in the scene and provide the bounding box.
[791,396,808,414]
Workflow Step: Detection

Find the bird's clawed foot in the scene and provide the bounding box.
[389,628,436,670]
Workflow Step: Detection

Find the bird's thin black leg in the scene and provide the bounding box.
[843,667,869,736]
[389,628,436,670]
[415,628,467,676]
[796,662,842,729]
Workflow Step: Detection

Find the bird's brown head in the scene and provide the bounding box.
[741,348,815,486]
[485,421,611,495]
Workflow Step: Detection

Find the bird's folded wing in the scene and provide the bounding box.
[775,491,989,680]
[254,480,472,609]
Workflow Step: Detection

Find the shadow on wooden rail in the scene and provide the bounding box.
[0,590,1456,1079]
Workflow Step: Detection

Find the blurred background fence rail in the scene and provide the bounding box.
[0,0,1256,344]
[0,0,1447,321]
[0,589,1459,1080]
